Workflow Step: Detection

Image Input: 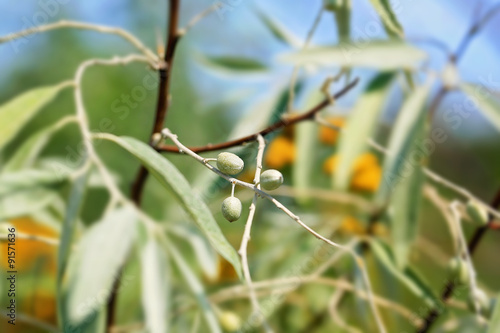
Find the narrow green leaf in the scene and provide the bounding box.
[293,90,321,202]
[58,172,88,332]
[0,187,58,220]
[330,0,351,42]
[280,41,426,70]
[0,81,71,150]
[57,171,88,284]
[198,54,268,74]
[390,165,424,269]
[62,308,106,333]
[389,120,426,269]
[254,8,301,47]
[368,0,404,38]
[103,135,243,279]
[165,240,222,333]
[370,239,439,308]
[4,116,75,172]
[0,169,66,196]
[488,295,500,333]
[0,168,65,220]
[334,72,394,190]
[65,206,137,323]
[462,83,500,132]
[376,79,433,203]
[169,224,219,281]
[141,238,170,333]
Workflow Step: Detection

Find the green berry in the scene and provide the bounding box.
[217,310,241,332]
[221,197,242,222]
[467,288,491,316]
[260,169,283,191]
[448,257,469,285]
[466,200,489,226]
[217,152,244,175]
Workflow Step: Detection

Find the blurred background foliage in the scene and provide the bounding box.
[1,0,500,332]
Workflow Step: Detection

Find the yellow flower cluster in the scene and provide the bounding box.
[338,216,388,236]
[264,136,296,169]
[263,115,381,193]
[339,216,366,235]
[1,218,58,324]
[1,217,57,272]
[319,117,345,145]
[323,153,381,192]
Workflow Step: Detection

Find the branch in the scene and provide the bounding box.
[161,128,387,333]
[0,232,59,246]
[210,276,422,328]
[131,0,181,204]
[314,116,500,221]
[157,77,359,153]
[238,135,273,332]
[124,0,181,331]
[416,187,500,332]
[0,20,158,62]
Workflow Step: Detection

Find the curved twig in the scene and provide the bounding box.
[156,78,359,153]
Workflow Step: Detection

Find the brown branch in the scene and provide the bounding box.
[152,0,181,135]
[157,77,360,154]
[132,0,180,203]
[106,1,181,332]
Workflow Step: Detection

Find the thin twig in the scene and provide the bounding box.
[210,276,422,328]
[449,201,484,326]
[178,3,222,36]
[315,116,500,220]
[74,55,154,205]
[71,55,161,333]
[272,185,374,212]
[237,135,273,332]
[1,232,59,246]
[157,78,359,153]
[423,185,460,253]
[417,187,500,333]
[328,287,363,333]
[131,0,181,204]
[159,128,387,333]
[125,1,182,331]
[0,20,158,61]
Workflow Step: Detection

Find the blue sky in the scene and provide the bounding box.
[1,0,499,138]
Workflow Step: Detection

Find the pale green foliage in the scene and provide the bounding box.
[1,2,500,333]
[0,82,71,150]
[334,72,394,190]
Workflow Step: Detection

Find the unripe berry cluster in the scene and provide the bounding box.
[215,152,284,222]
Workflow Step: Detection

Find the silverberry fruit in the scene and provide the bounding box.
[221,197,242,222]
[217,152,244,175]
[260,169,283,191]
